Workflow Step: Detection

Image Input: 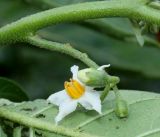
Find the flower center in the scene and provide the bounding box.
[64,79,85,99]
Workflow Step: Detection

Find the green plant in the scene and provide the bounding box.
[0,0,160,136]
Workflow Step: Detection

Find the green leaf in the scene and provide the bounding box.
[0,77,28,102]
[0,90,160,137]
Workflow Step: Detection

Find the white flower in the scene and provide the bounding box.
[47,65,110,124]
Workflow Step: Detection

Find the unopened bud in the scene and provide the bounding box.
[115,100,128,118]
[77,68,107,87]
[108,76,120,84]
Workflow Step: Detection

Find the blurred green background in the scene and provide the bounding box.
[0,0,160,101]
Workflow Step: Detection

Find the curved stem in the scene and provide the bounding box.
[27,36,99,68]
[25,0,160,48]
[0,0,160,44]
[100,83,110,102]
[113,86,128,118]
[113,86,122,100]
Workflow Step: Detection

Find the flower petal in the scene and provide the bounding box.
[47,90,70,106]
[85,86,94,91]
[97,64,110,71]
[55,99,77,124]
[78,97,92,110]
[79,90,102,114]
[70,65,79,80]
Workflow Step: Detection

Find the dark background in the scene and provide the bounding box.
[0,0,160,100]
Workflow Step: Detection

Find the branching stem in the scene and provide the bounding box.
[27,36,99,68]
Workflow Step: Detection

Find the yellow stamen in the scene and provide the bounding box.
[64,79,85,99]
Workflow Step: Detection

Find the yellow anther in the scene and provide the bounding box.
[64,79,85,99]
[72,79,84,95]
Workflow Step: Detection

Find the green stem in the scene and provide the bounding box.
[0,124,7,137]
[13,126,22,137]
[113,86,128,118]
[100,83,110,102]
[0,0,160,44]
[22,0,135,40]
[25,0,160,48]
[0,107,96,137]
[29,128,35,137]
[27,36,98,68]
[113,86,122,100]
[100,75,120,102]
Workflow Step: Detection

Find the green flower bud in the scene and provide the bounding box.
[115,100,128,118]
[108,76,120,85]
[77,68,107,87]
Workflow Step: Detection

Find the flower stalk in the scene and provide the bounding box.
[13,126,22,137]
[113,86,128,118]
[27,36,98,69]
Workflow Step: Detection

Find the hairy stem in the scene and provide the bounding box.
[23,0,134,40]
[27,36,98,68]
[29,128,35,137]
[113,86,122,100]
[25,0,160,48]
[113,86,128,118]
[0,0,160,44]
[100,83,110,102]
[13,126,22,137]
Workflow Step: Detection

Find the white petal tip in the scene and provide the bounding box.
[47,93,56,102]
[55,121,58,126]
[55,121,58,125]
[106,64,111,67]
[97,64,111,71]
[93,104,102,115]
[96,109,102,115]
[70,65,79,80]
[46,90,69,106]
[99,111,102,115]
[71,65,79,72]
[54,118,58,125]
[47,96,51,102]
[55,116,61,125]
